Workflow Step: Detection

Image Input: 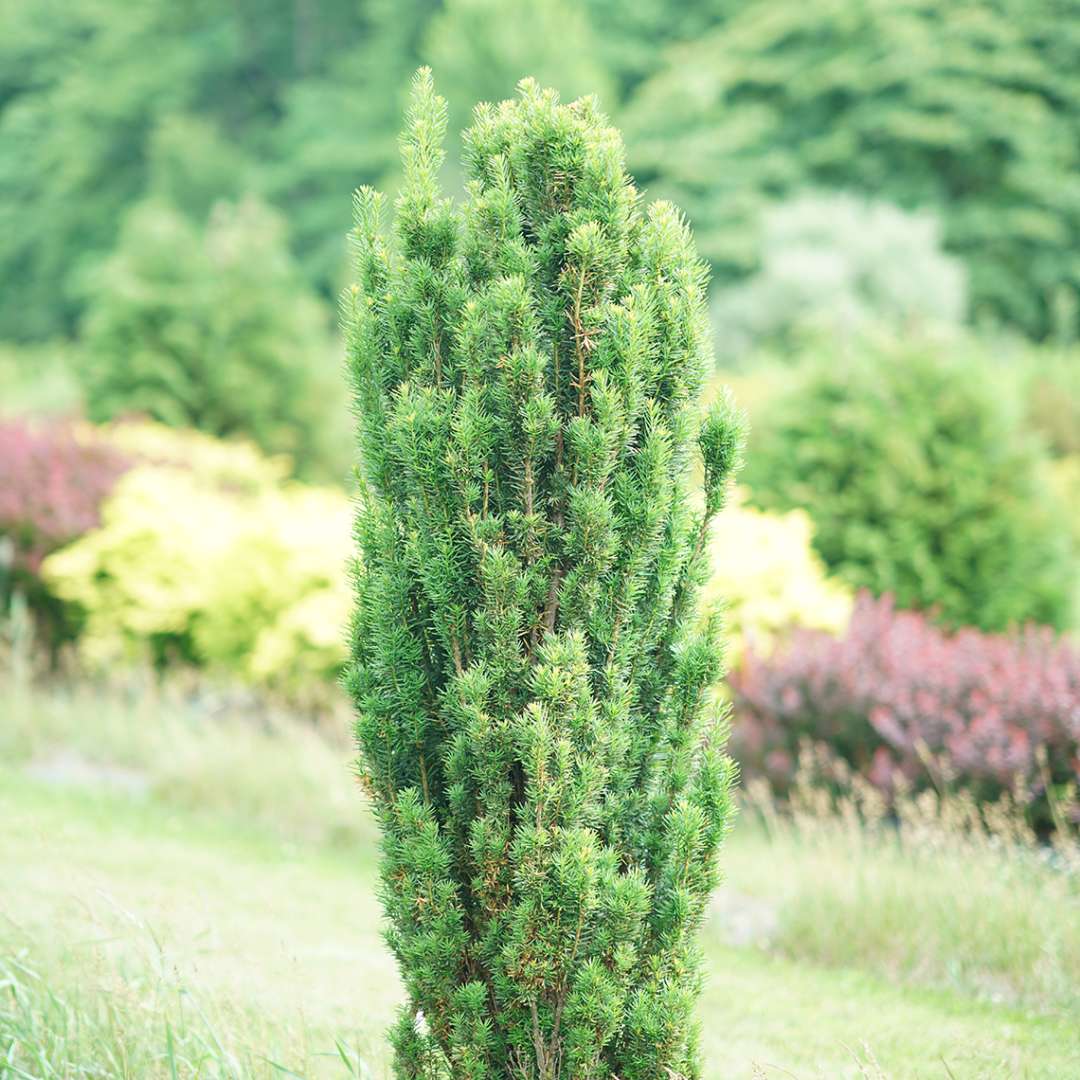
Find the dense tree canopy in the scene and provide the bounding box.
[0,0,410,339]
[625,0,1080,338]
[4,0,1078,343]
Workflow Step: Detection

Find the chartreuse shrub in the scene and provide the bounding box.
[702,490,851,663]
[344,72,745,1079]
[41,424,350,691]
[743,332,1076,632]
[98,418,290,492]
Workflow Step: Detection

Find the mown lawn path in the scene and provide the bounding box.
[2,772,1077,1079]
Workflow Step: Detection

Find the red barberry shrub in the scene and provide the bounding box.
[0,419,130,621]
[729,593,1080,822]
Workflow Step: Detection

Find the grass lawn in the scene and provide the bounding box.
[2,679,1078,1077]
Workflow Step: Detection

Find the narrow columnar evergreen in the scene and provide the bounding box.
[344,70,745,1080]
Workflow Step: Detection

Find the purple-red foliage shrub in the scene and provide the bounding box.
[0,419,129,593]
[729,593,1080,820]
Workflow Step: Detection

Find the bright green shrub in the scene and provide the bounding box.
[743,331,1076,632]
[703,490,852,662]
[344,72,745,1079]
[41,429,350,690]
[79,196,350,480]
[713,193,966,361]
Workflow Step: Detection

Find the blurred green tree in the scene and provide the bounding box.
[79,196,348,479]
[8,0,1080,344]
[743,332,1076,631]
[582,0,734,96]
[0,0,374,341]
[625,0,1080,339]
[268,0,443,296]
[423,0,613,145]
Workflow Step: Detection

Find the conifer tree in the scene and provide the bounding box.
[344,69,745,1080]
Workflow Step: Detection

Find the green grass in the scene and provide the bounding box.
[1,675,364,849]
[2,675,1079,1078]
[722,794,1080,1017]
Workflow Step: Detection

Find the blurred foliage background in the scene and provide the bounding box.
[1,0,1079,819]
[1,14,1079,1073]
[5,0,1080,349]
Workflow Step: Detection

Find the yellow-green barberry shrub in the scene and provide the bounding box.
[703,489,852,664]
[344,71,746,1080]
[42,423,351,691]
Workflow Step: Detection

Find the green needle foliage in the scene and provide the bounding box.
[344,70,745,1080]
